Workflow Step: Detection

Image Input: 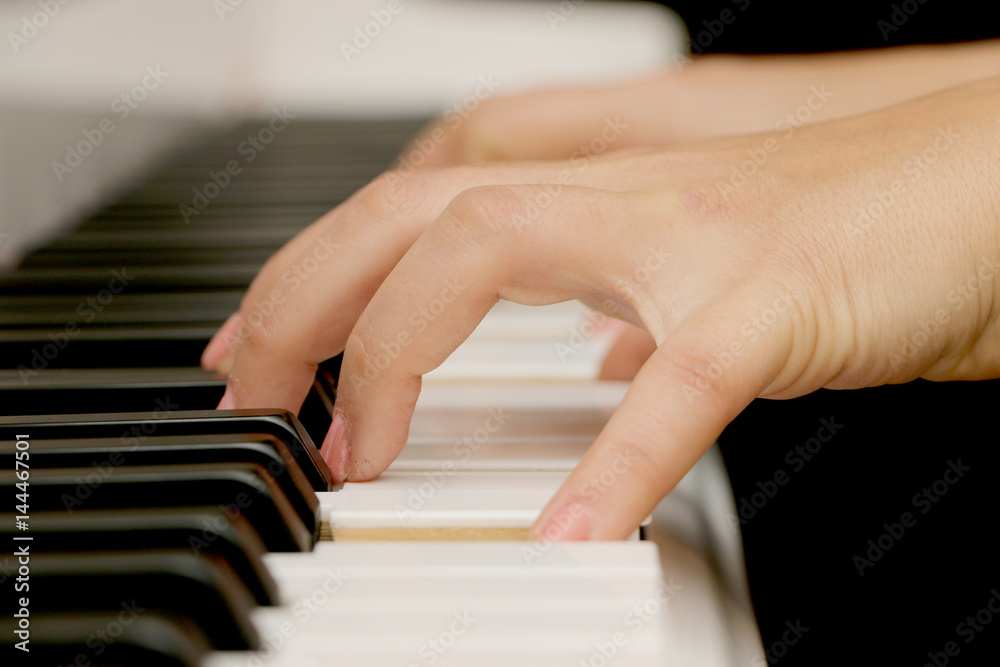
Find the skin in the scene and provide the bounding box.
[204,45,1000,541]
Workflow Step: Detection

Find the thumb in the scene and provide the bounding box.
[531,306,789,540]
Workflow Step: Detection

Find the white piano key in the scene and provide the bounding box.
[267,541,660,569]
[455,301,602,341]
[205,543,674,667]
[233,618,670,666]
[390,438,590,473]
[412,382,629,413]
[206,636,668,667]
[267,542,663,603]
[426,302,621,381]
[320,471,568,535]
[426,339,614,381]
[397,384,630,472]
[398,383,627,473]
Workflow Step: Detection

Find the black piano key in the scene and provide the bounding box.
[20,246,279,268]
[0,118,428,660]
[0,433,320,538]
[0,264,264,293]
[0,292,242,326]
[81,202,329,226]
[0,365,338,450]
[0,612,213,667]
[0,462,313,552]
[0,367,229,410]
[0,507,278,606]
[0,330,220,369]
[41,226,301,253]
[0,408,332,491]
[0,550,261,651]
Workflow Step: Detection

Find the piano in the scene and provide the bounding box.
[1,2,760,665]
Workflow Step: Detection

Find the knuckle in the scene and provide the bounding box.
[355,172,430,220]
[342,328,421,392]
[237,296,311,359]
[457,98,500,148]
[237,308,283,356]
[343,329,383,383]
[442,185,529,240]
[663,335,737,403]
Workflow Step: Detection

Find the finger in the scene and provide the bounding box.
[325,185,639,482]
[531,299,790,540]
[221,164,631,415]
[598,323,658,381]
[202,312,242,370]
[205,166,462,373]
[404,82,643,169]
[219,173,453,412]
[203,203,359,372]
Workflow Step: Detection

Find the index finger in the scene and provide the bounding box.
[325,184,638,482]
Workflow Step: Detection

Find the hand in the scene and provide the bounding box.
[401,41,1000,168]
[600,323,657,382]
[203,76,1000,540]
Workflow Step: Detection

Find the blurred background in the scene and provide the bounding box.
[0,0,685,265]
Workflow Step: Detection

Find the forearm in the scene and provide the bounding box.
[633,40,1000,142]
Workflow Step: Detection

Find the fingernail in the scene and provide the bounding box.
[217,386,236,410]
[202,313,240,369]
[321,409,351,483]
[530,502,593,542]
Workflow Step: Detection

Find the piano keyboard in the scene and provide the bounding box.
[0,118,687,665]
